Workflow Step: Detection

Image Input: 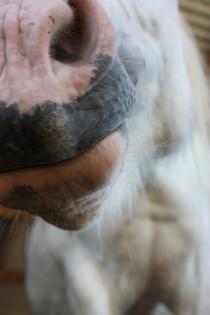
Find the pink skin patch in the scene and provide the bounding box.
[0,0,115,112]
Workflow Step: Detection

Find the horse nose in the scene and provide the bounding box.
[0,0,135,171]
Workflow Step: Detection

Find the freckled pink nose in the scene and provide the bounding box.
[1,0,115,106]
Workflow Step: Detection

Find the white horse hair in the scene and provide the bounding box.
[26,1,210,314]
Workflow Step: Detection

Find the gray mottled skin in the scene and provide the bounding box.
[0,57,135,171]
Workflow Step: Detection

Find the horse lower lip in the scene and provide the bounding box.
[0,132,126,219]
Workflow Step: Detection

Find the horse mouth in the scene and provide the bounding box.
[0,131,126,230]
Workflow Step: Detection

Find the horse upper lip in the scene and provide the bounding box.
[0,58,135,172]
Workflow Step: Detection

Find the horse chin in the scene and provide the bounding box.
[40,194,105,231]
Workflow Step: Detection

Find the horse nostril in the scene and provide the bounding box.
[49,0,108,66]
[49,3,86,64]
[50,43,82,64]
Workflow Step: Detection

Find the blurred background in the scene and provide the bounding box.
[0,210,33,315]
[0,0,210,314]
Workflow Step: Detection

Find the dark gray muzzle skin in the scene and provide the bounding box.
[0,57,135,172]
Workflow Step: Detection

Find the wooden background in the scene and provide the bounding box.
[180,0,210,55]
